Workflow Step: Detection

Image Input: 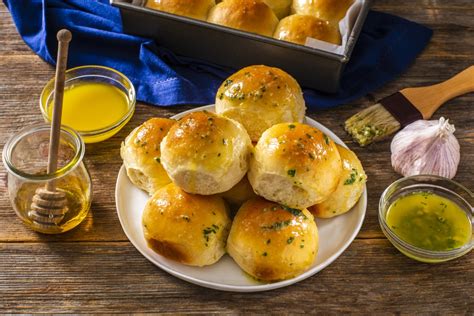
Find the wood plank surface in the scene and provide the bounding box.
[0,240,472,313]
[0,0,473,313]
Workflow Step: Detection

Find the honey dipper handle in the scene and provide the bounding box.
[46,29,72,191]
[401,65,474,119]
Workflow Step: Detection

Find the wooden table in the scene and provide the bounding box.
[1,1,472,313]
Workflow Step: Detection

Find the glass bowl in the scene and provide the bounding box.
[40,65,135,143]
[2,123,92,234]
[379,175,473,263]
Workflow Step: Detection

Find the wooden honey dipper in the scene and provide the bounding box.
[29,29,72,227]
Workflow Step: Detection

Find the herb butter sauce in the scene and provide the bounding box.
[386,192,471,251]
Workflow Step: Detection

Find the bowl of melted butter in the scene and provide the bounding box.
[40,65,135,143]
[379,175,473,263]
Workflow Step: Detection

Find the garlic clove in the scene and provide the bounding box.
[390,117,460,179]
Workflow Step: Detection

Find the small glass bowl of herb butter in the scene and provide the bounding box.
[379,175,473,263]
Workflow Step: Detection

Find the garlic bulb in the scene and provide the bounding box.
[391,117,460,179]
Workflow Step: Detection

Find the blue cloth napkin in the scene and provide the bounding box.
[4,0,432,109]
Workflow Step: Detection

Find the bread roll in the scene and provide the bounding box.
[263,0,292,19]
[291,0,353,23]
[215,65,306,142]
[146,0,215,20]
[143,183,231,266]
[309,144,366,218]
[219,176,257,206]
[274,14,341,45]
[227,197,318,281]
[248,122,342,209]
[207,0,279,37]
[160,111,251,195]
[120,117,175,195]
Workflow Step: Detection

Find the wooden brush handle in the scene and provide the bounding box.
[46,29,72,192]
[400,65,474,119]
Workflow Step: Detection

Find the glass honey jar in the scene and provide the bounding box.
[2,123,92,234]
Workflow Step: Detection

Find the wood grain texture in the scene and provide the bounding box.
[0,241,472,314]
[0,0,473,313]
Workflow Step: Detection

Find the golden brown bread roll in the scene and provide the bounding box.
[227,197,318,281]
[215,65,306,142]
[207,0,279,37]
[274,14,341,45]
[160,111,252,195]
[120,117,175,195]
[146,0,216,20]
[308,144,366,218]
[291,0,353,23]
[263,0,292,19]
[142,183,231,266]
[218,175,258,206]
[248,122,343,209]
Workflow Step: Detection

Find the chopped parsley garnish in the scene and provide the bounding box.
[262,252,268,257]
[323,134,330,145]
[344,168,358,185]
[203,225,219,246]
[287,169,296,177]
[223,79,233,87]
[154,157,161,163]
[288,124,296,129]
[287,237,294,244]
[262,220,291,231]
[281,205,307,219]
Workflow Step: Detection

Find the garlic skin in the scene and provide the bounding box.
[391,117,460,179]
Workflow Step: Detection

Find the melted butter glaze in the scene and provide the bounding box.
[165,111,235,171]
[236,198,316,256]
[133,118,175,157]
[264,122,338,178]
[292,0,354,23]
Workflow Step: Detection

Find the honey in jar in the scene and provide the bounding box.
[3,123,92,234]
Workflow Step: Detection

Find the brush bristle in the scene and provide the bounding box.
[344,103,401,146]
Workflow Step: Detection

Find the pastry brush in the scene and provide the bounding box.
[344,66,474,146]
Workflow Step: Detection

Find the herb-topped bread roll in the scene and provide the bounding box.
[143,183,231,266]
[120,117,175,195]
[160,111,251,195]
[309,144,366,218]
[291,0,353,23]
[248,122,343,209]
[263,0,292,19]
[274,14,341,45]
[146,0,216,20]
[207,0,279,37]
[215,65,306,142]
[227,197,318,281]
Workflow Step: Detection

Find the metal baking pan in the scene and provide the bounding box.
[111,0,371,93]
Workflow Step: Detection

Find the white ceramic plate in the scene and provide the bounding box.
[115,105,367,292]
